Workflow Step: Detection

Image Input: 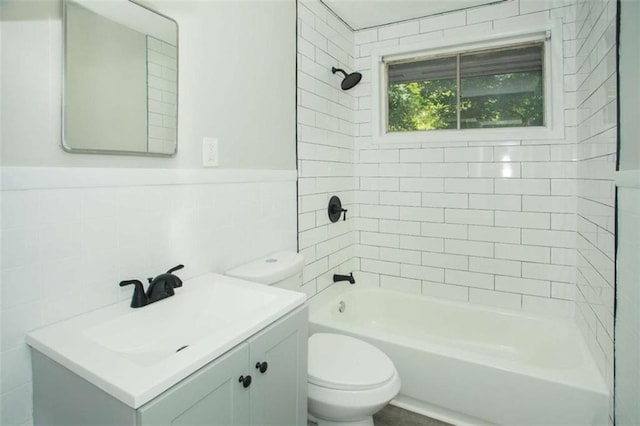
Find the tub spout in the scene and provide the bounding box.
[333,272,355,284]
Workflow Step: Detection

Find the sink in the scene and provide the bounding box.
[27,273,305,408]
[84,281,276,365]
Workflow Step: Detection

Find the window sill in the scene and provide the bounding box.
[372,126,565,145]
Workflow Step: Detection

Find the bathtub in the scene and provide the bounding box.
[308,283,609,425]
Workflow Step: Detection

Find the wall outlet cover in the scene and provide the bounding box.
[202,137,219,167]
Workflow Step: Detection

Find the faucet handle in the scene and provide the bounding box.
[167,264,184,274]
[166,264,184,287]
[119,279,148,308]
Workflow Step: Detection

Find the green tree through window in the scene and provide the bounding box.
[388,79,457,131]
[387,43,544,132]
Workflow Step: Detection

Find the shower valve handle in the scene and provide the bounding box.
[331,204,348,221]
[328,196,347,222]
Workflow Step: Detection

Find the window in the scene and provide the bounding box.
[388,43,544,132]
[371,22,563,143]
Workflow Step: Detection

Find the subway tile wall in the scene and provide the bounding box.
[298,0,617,417]
[147,36,178,154]
[0,177,296,426]
[297,0,358,296]
[574,0,617,417]
[351,0,580,316]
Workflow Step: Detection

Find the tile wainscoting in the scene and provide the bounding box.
[0,167,298,425]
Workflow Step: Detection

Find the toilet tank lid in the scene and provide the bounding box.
[225,251,304,285]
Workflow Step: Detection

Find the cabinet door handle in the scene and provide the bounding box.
[238,375,252,388]
[255,361,268,374]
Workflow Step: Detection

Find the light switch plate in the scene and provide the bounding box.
[202,137,218,167]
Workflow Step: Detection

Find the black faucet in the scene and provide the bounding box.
[146,264,184,303]
[118,279,149,308]
[119,264,184,308]
[333,272,355,284]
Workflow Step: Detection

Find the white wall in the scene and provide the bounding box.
[352,0,579,315]
[157,0,296,169]
[614,2,640,424]
[351,0,618,418]
[574,0,617,419]
[297,0,358,296]
[618,0,640,171]
[0,171,297,426]
[0,1,297,424]
[298,0,617,421]
[615,183,640,425]
[1,0,296,170]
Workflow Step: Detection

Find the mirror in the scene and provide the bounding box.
[63,0,178,155]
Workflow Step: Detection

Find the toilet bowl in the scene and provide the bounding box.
[308,333,401,426]
[226,252,401,425]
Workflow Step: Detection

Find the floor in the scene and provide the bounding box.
[373,405,452,426]
[309,404,451,426]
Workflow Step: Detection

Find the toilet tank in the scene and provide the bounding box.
[225,251,304,292]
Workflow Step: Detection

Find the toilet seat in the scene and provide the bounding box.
[308,333,396,391]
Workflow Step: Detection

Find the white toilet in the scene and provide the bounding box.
[226,251,401,426]
[307,333,401,426]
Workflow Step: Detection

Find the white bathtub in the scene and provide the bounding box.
[308,283,609,425]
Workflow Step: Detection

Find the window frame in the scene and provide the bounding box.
[370,19,565,144]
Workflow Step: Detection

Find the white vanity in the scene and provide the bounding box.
[27,273,308,425]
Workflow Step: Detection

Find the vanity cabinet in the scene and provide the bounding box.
[32,306,308,426]
[137,343,250,425]
[247,306,307,426]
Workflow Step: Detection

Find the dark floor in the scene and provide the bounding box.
[373,404,452,426]
[309,404,451,426]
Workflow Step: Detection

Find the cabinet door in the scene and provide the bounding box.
[138,343,251,426]
[248,306,308,426]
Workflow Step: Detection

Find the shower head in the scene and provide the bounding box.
[332,67,362,91]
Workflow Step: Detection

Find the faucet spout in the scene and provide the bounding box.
[333,272,355,284]
[119,280,149,308]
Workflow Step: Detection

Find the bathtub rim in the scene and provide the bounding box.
[310,281,574,325]
[308,282,609,398]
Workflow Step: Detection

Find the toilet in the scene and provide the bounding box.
[307,333,401,426]
[226,251,401,426]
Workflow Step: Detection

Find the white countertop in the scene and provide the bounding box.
[27,273,306,408]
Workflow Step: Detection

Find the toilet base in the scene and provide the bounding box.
[309,413,374,426]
